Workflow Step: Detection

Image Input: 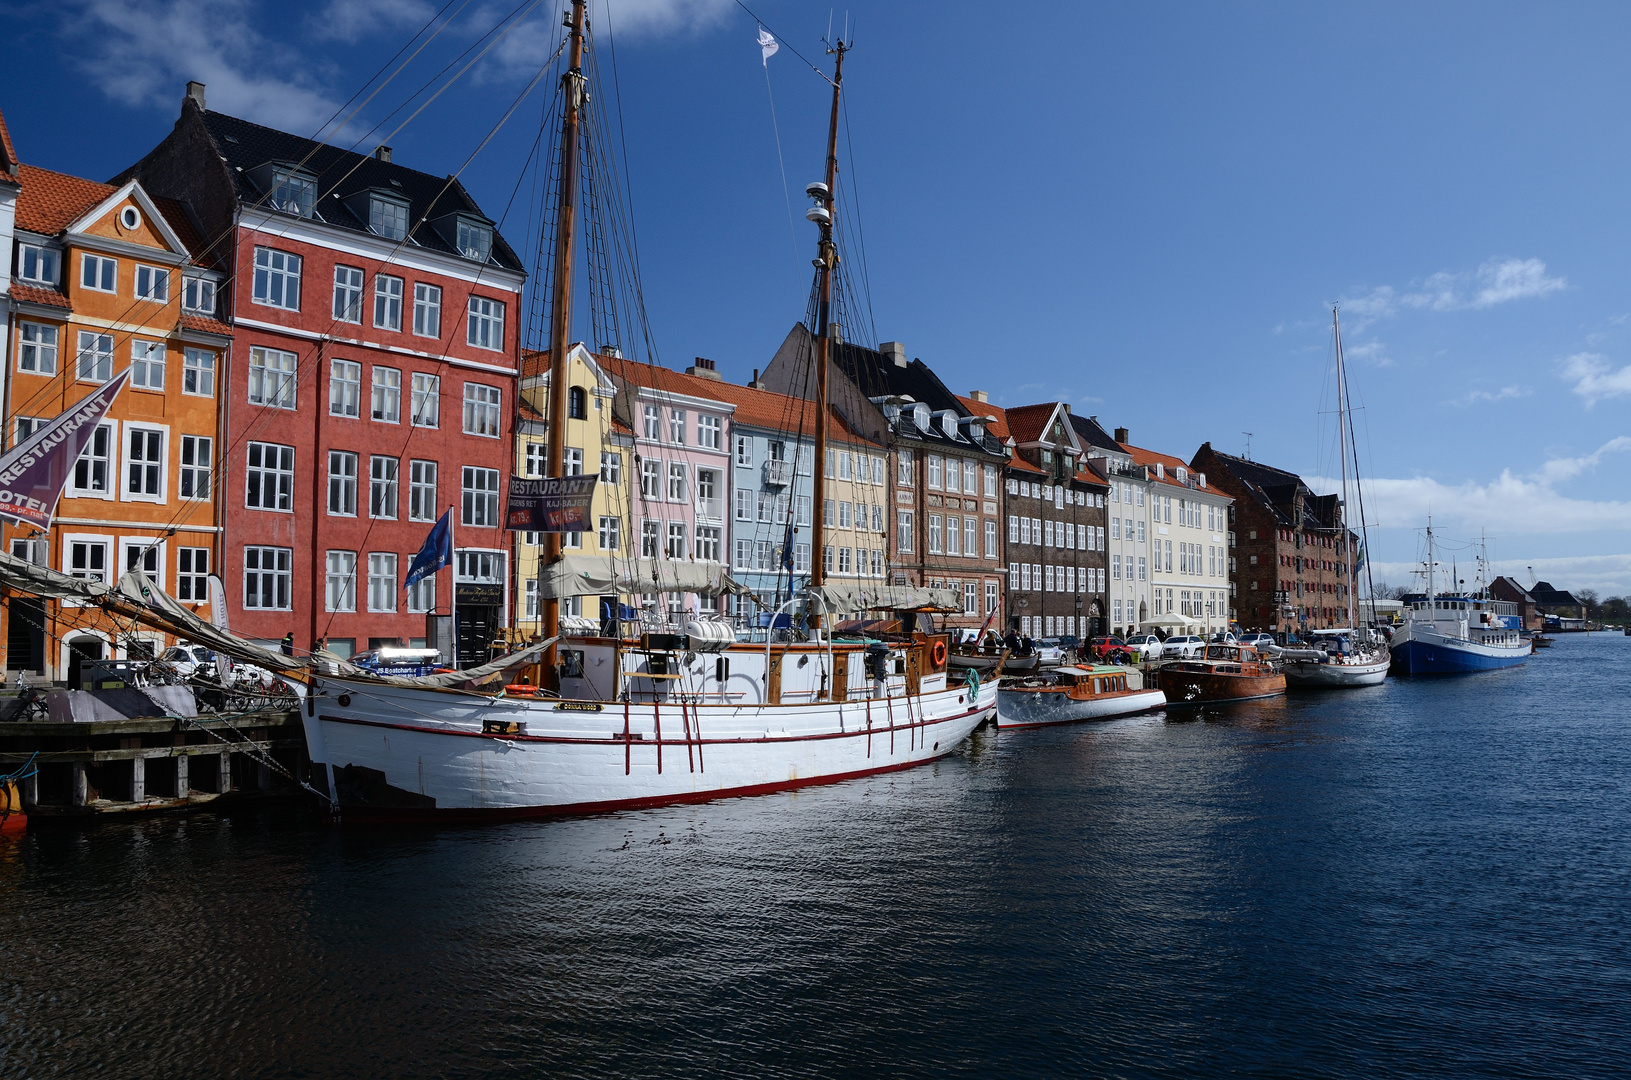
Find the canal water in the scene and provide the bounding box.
[2,633,1628,1078]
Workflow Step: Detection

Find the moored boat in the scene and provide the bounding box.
[996,665,1166,728]
[1276,629,1390,688]
[1389,526,1528,676]
[1149,643,1286,705]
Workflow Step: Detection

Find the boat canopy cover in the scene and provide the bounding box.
[315,638,556,688]
[804,582,963,614]
[115,569,308,674]
[536,554,749,599]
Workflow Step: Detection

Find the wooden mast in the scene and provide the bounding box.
[808,40,846,635]
[542,0,587,673]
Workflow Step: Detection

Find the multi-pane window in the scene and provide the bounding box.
[964,518,977,556]
[329,359,361,416]
[667,462,687,502]
[735,435,753,467]
[325,551,357,612]
[467,296,504,350]
[245,442,295,510]
[944,513,959,555]
[333,266,364,322]
[461,466,500,526]
[644,404,661,440]
[182,275,215,314]
[371,366,401,422]
[408,576,435,614]
[248,347,297,408]
[522,443,546,478]
[252,247,301,309]
[462,383,501,437]
[244,546,292,609]
[131,340,165,389]
[698,414,721,449]
[735,489,753,521]
[133,264,170,302]
[81,254,116,293]
[666,522,687,559]
[72,423,113,493]
[125,428,162,497]
[413,283,442,337]
[695,526,720,562]
[367,553,398,612]
[898,510,914,552]
[76,331,113,381]
[964,582,979,615]
[269,168,317,217]
[369,196,408,240]
[641,521,659,558]
[328,451,358,516]
[928,515,943,554]
[927,455,943,489]
[182,349,216,396]
[177,547,210,602]
[374,274,404,330]
[179,435,211,500]
[640,459,661,499]
[456,219,493,262]
[409,460,438,521]
[598,516,621,551]
[69,540,109,584]
[564,448,585,476]
[17,323,58,374]
[370,456,399,518]
[17,244,60,285]
[599,452,621,484]
[838,547,853,574]
[669,409,686,444]
[898,449,914,485]
[984,466,998,497]
[410,373,439,427]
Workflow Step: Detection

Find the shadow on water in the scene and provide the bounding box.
[2,633,1629,1079]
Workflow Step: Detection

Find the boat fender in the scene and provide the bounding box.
[931,640,948,667]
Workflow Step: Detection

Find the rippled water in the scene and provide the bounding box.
[3,633,1629,1078]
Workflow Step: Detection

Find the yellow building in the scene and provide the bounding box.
[514,345,632,632]
[4,163,228,681]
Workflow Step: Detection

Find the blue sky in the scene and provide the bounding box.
[4,0,1629,594]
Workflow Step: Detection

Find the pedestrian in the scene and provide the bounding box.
[281,632,295,657]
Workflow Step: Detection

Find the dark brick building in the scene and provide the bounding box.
[1191,443,1357,633]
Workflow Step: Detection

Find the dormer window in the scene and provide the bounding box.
[369,195,409,240]
[268,167,317,218]
[912,404,930,430]
[456,218,492,262]
[183,275,216,315]
[18,243,61,285]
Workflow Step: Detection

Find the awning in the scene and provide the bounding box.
[804,582,963,613]
[1140,612,1203,630]
[535,554,749,599]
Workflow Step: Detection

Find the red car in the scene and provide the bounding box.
[1088,636,1134,664]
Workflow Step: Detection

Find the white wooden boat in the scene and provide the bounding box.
[996,665,1165,729]
[1276,630,1390,687]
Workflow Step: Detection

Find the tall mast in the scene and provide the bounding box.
[542,0,587,659]
[1334,307,1354,629]
[807,40,846,631]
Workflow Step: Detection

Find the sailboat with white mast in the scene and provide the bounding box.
[291,5,995,818]
[1277,308,1390,687]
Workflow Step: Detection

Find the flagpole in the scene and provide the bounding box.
[449,504,458,669]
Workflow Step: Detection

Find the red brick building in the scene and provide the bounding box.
[119,84,526,659]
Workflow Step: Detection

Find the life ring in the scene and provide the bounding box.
[504,684,539,696]
[931,640,948,667]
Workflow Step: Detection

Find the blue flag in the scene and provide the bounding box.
[404,508,453,589]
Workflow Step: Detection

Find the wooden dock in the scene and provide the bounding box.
[0,707,307,819]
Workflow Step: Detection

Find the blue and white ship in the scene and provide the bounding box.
[1389,526,1529,675]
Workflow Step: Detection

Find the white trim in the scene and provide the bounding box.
[65,180,192,260]
[53,517,219,533]
[232,316,518,375]
[633,385,738,414]
[119,420,170,504]
[61,531,115,606]
[238,208,526,291]
[71,233,187,267]
[66,418,118,501]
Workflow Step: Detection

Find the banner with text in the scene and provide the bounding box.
[506,475,598,533]
[0,370,131,529]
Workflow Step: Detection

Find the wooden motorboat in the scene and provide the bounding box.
[1002,653,1041,675]
[1149,643,1285,705]
[997,665,1166,728]
[948,647,1007,675]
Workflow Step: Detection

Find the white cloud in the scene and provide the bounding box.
[68,0,340,132]
[309,0,436,44]
[1340,256,1566,325]
[1560,352,1631,407]
[1309,437,1631,535]
[1470,257,1567,308]
[1447,384,1531,407]
[475,0,733,84]
[1368,554,1631,599]
[1344,340,1395,368]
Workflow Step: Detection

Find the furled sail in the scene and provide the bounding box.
[535,554,749,599]
[114,570,307,674]
[804,582,964,613]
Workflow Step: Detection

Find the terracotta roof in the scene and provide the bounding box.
[955,395,1047,476]
[1001,402,1063,445]
[9,283,70,310]
[609,414,634,436]
[15,164,115,235]
[517,398,544,420]
[179,313,231,335]
[0,106,17,179]
[1126,443,1213,491]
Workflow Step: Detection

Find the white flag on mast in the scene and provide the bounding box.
[757,25,778,66]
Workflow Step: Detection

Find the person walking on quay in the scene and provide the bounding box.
[281,632,295,658]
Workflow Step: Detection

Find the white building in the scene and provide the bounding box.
[1126,444,1234,639]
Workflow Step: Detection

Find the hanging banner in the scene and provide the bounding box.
[505,475,597,532]
[0,370,131,529]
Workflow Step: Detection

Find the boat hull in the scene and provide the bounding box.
[1390,636,1529,675]
[996,687,1166,728]
[1282,656,1390,687]
[304,676,998,821]
[1149,666,1286,705]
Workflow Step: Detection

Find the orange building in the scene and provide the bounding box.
[3,155,228,681]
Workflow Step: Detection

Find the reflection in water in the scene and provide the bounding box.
[2,635,1630,1079]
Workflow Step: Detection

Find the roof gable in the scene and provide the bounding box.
[67,180,191,257]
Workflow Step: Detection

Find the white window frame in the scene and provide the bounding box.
[370,455,399,519]
[333,265,364,323]
[371,365,402,423]
[328,450,359,517]
[466,295,505,351]
[182,274,216,315]
[367,553,398,612]
[462,383,502,437]
[410,372,440,427]
[17,243,60,285]
[133,264,170,302]
[409,459,438,521]
[248,346,298,409]
[244,441,294,512]
[326,550,358,612]
[251,247,301,311]
[374,273,404,331]
[243,545,293,610]
[179,434,212,501]
[413,283,442,338]
[70,420,116,498]
[461,466,500,526]
[177,546,210,602]
[130,340,166,390]
[182,349,216,397]
[122,423,166,502]
[81,254,116,294]
[16,322,58,375]
[76,330,114,382]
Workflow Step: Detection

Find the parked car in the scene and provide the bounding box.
[1087,636,1127,660]
[1208,631,1239,645]
[159,643,217,678]
[1123,634,1164,662]
[1240,633,1276,650]
[1160,635,1206,659]
[1033,638,1070,665]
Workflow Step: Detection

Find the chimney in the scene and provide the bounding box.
[685,357,722,382]
[881,341,907,368]
[185,81,206,111]
[748,367,766,390]
[601,344,622,358]
[968,389,988,403]
[1114,426,1129,444]
[374,145,392,163]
